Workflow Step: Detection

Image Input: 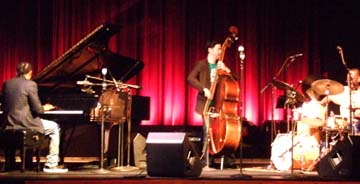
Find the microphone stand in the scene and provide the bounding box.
[260,55,294,169]
[338,46,354,134]
[231,46,251,179]
[94,68,110,173]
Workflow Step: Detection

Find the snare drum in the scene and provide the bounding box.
[271,133,320,171]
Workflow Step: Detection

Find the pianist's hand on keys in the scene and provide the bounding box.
[43,103,56,111]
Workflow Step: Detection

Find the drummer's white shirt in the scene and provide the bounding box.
[296,99,325,135]
[300,99,326,120]
[329,86,360,119]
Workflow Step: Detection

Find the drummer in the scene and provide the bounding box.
[296,75,326,143]
[324,68,360,134]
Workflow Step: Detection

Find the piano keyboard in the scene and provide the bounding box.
[44,110,83,115]
[0,110,83,115]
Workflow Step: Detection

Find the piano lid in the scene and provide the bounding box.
[33,23,144,93]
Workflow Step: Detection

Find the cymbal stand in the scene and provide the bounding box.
[284,90,297,174]
[323,89,331,151]
[347,72,354,134]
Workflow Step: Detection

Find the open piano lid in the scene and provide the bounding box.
[33,23,144,94]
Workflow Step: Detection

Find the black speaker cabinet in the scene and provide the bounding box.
[316,135,360,178]
[146,132,202,177]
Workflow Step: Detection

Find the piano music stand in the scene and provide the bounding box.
[111,87,138,172]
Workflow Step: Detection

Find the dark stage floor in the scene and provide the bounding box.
[1,158,360,184]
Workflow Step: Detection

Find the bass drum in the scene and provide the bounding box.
[271,133,320,171]
[90,89,128,124]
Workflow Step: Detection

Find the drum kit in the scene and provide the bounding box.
[269,77,357,172]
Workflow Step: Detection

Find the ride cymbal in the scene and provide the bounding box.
[311,79,344,95]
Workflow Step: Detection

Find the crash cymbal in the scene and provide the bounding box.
[311,79,344,95]
[272,79,305,102]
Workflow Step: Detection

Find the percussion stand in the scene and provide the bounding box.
[110,116,126,171]
[111,86,138,172]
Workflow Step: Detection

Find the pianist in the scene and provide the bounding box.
[1,62,68,173]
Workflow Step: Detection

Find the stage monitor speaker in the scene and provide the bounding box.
[146,132,202,177]
[316,135,360,178]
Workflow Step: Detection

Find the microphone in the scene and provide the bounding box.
[101,68,108,90]
[336,45,342,53]
[76,80,93,86]
[81,87,95,94]
[101,68,108,76]
[336,45,347,68]
[289,53,303,59]
[238,45,245,60]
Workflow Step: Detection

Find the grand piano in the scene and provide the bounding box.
[1,23,150,161]
[34,23,149,122]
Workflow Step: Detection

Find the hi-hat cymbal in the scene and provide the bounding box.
[311,79,344,95]
[271,79,305,102]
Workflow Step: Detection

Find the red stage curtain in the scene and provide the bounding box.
[0,0,322,127]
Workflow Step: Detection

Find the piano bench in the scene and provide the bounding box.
[0,129,48,172]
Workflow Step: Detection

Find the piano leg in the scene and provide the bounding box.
[58,124,78,165]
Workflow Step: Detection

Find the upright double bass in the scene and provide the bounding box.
[203,26,241,155]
